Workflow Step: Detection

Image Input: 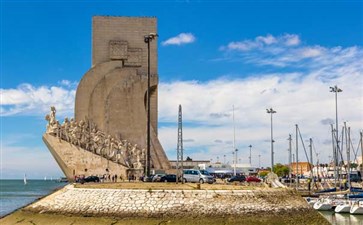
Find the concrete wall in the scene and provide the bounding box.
[27,185,310,218]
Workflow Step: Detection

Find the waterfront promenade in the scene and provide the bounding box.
[1,182,330,225]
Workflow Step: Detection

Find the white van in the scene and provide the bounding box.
[183,169,214,184]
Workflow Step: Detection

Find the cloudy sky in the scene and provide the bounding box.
[1,0,363,179]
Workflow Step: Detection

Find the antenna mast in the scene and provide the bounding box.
[176,105,184,184]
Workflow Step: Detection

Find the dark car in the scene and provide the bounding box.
[143,175,154,182]
[227,175,246,182]
[246,176,261,183]
[81,176,100,183]
[160,174,177,182]
[350,174,362,182]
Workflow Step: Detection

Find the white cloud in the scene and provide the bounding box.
[0,81,76,117]
[158,68,363,166]
[221,33,300,52]
[256,34,277,45]
[220,34,363,69]
[161,33,196,46]
[283,34,301,46]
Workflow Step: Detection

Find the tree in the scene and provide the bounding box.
[259,171,269,178]
[273,163,290,177]
[351,163,358,169]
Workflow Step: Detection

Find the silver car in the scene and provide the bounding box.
[183,169,214,184]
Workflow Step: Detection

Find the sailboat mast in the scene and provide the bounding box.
[331,124,337,188]
[361,131,363,186]
[288,134,292,184]
[309,138,313,180]
[295,124,299,189]
[347,126,351,188]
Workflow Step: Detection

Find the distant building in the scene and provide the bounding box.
[169,157,210,170]
[290,162,313,175]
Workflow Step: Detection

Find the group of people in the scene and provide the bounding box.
[45,106,145,170]
[75,174,123,183]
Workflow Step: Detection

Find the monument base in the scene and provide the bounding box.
[43,134,128,182]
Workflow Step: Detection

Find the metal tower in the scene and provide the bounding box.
[176,105,184,183]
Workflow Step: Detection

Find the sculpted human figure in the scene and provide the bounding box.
[89,128,97,152]
[78,120,85,147]
[104,135,112,156]
[133,154,143,169]
[94,131,104,155]
[55,121,62,139]
[45,106,58,135]
[108,138,117,159]
[49,106,56,125]
[131,144,137,156]
[62,118,70,142]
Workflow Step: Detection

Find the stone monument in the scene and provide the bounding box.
[43,16,170,181]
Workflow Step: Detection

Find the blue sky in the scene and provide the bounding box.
[1,0,363,179]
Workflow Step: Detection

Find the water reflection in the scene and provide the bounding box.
[320,211,363,225]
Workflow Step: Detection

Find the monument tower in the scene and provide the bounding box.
[43,16,170,180]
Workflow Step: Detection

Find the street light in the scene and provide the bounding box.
[258,154,261,168]
[234,148,238,175]
[248,145,252,165]
[329,85,342,182]
[144,33,158,177]
[266,108,276,172]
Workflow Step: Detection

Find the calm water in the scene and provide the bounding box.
[320,211,363,225]
[0,179,67,217]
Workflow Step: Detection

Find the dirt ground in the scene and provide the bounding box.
[1,209,330,225]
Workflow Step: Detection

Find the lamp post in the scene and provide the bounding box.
[144,33,158,177]
[330,85,342,183]
[266,108,276,172]
[248,145,252,165]
[258,154,261,168]
[234,148,238,175]
[224,154,226,165]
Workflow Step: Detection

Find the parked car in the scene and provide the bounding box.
[80,176,100,183]
[152,174,165,182]
[350,174,362,182]
[246,176,261,183]
[227,175,246,182]
[160,174,177,182]
[183,169,214,184]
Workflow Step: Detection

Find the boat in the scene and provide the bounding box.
[24,173,27,185]
[305,197,318,207]
[58,177,68,183]
[350,201,363,214]
[313,198,334,211]
[334,200,351,213]
[316,187,337,194]
[348,193,363,199]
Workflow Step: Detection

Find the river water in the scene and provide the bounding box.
[0,179,67,217]
[320,211,363,225]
